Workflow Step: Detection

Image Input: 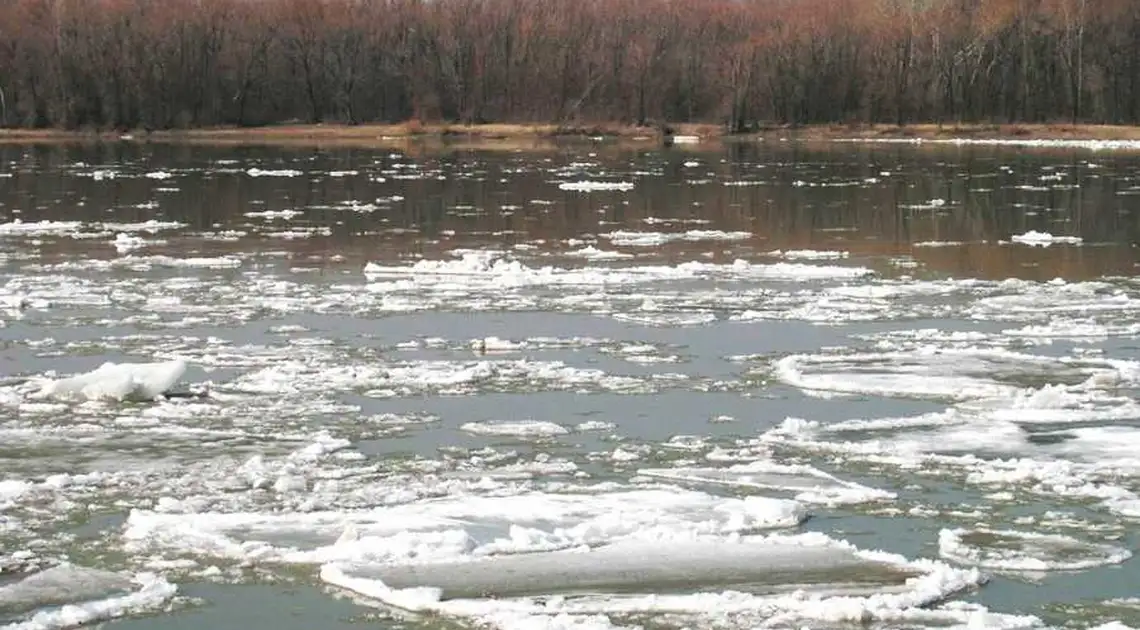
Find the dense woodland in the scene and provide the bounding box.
[0,0,1136,130]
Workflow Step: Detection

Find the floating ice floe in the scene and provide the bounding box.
[472,337,528,353]
[938,528,1132,572]
[246,168,303,178]
[123,488,808,565]
[1009,230,1084,247]
[1002,319,1140,341]
[0,564,176,629]
[611,311,718,327]
[557,181,635,192]
[913,240,967,248]
[34,359,188,402]
[35,255,243,272]
[637,460,896,506]
[98,220,185,234]
[561,246,634,261]
[460,420,570,438]
[767,249,849,261]
[244,209,304,220]
[772,348,1050,401]
[601,230,751,247]
[320,534,988,630]
[902,198,948,209]
[362,251,872,293]
[0,220,82,237]
[112,233,147,254]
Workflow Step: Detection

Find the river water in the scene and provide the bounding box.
[1,139,1140,630]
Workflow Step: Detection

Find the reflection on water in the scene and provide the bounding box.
[2,142,1138,280]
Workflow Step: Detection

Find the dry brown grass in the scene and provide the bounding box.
[4,121,1140,149]
[742,122,1140,141]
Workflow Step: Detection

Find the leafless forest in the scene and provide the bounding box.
[0,0,1134,130]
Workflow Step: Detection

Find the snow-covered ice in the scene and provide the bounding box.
[33,360,188,402]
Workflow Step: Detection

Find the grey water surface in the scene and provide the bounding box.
[1,140,1139,629]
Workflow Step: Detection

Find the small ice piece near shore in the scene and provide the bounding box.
[112,233,147,254]
[1009,230,1083,247]
[34,359,188,402]
[557,181,635,192]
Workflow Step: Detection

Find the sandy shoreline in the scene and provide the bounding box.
[3,122,1140,149]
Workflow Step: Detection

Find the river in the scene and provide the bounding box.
[1,138,1139,630]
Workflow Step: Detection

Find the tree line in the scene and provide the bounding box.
[0,0,1135,131]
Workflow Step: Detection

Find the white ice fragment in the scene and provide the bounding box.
[557,181,635,192]
[768,249,849,260]
[123,488,808,565]
[461,420,569,438]
[112,233,147,254]
[99,220,185,233]
[562,246,633,261]
[1009,230,1083,247]
[0,220,83,237]
[246,168,303,178]
[0,564,176,630]
[638,461,895,506]
[474,337,528,353]
[602,230,750,247]
[34,359,188,402]
[0,479,32,510]
[938,527,1131,572]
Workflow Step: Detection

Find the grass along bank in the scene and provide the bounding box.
[3,122,1140,149]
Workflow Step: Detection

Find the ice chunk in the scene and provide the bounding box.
[938,527,1131,572]
[0,565,135,618]
[638,461,895,506]
[562,246,633,261]
[0,564,175,629]
[362,250,871,290]
[112,233,147,254]
[1009,230,1083,247]
[123,489,808,565]
[602,230,750,247]
[35,359,188,402]
[460,420,570,438]
[772,348,1101,402]
[768,249,849,260]
[0,480,32,511]
[321,533,987,630]
[0,221,82,237]
[246,168,303,178]
[557,181,635,192]
[324,539,922,601]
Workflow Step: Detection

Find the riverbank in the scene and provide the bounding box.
[3,122,1140,149]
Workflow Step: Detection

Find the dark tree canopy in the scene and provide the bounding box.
[0,0,1132,130]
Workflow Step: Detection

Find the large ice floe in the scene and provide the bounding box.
[31,360,188,402]
[938,528,1132,572]
[122,485,995,630]
[363,250,871,288]
[0,564,176,629]
[360,250,873,322]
